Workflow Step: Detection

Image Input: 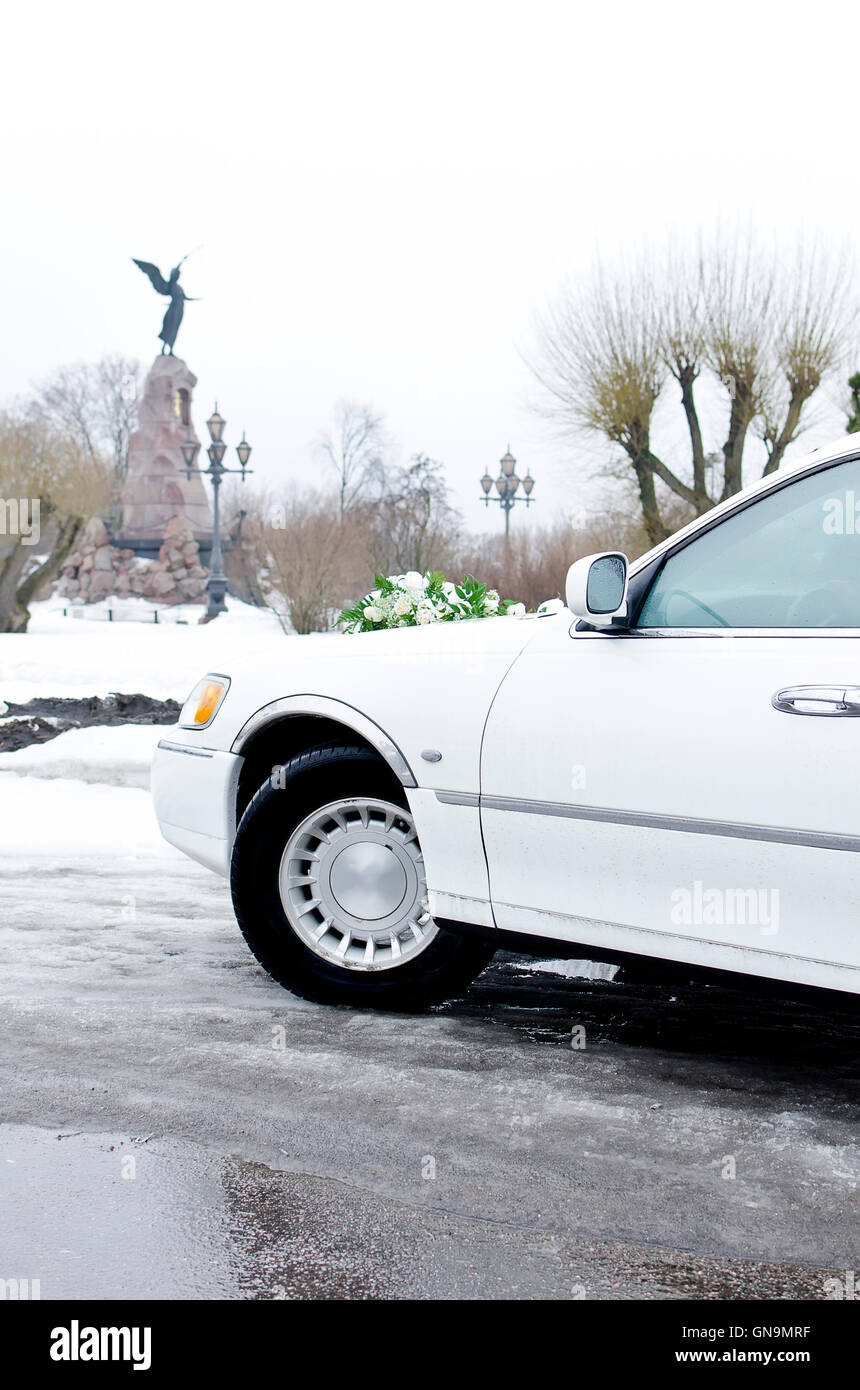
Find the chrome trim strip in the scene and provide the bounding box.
[436,790,860,853]
[157,739,215,759]
[437,791,480,808]
[230,695,417,788]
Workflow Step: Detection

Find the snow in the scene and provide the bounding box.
[0,594,292,704]
[0,717,174,853]
[517,957,619,982]
[0,772,164,856]
[0,724,161,789]
[0,592,259,856]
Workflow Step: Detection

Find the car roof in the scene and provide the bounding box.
[630,433,860,576]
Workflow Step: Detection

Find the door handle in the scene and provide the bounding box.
[772,685,860,716]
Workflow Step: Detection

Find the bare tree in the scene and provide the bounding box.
[317,399,387,519]
[263,489,372,633]
[34,354,143,484]
[364,454,462,574]
[531,237,858,546]
[759,245,854,477]
[0,409,113,632]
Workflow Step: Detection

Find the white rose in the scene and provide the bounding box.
[393,595,412,617]
[508,602,526,618]
[363,605,383,623]
[416,607,433,624]
[402,571,426,599]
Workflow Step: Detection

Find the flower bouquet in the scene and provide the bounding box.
[337,571,526,633]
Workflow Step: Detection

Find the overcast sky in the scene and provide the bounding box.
[2,1,856,532]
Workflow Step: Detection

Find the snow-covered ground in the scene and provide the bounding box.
[0,596,282,867]
[0,770,163,855]
[0,722,172,860]
[0,723,160,788]
[0,594,292,704]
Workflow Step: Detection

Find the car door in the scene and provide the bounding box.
[480,451,860,994]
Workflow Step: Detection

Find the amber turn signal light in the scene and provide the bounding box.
[179,676,230,729]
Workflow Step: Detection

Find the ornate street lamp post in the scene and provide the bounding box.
[181,404,253,619]
[479,447,534,538]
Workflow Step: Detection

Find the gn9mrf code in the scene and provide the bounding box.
[682,1326,811,1340]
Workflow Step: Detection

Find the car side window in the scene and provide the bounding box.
[637,456,860,629]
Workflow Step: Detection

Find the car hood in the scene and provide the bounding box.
[235,611,553,670]
[325,612,550,657]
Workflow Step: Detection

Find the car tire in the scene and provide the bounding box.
[230,743,496,1009]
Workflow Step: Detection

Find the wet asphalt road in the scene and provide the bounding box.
[1,826,859,1300]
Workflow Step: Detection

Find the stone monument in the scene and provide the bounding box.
[118,355,213,557]
[53,253,217,606]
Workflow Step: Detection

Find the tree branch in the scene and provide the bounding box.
[3,512,83,633]
[672,365,709,508]
[639,448,700,510]
[629,456,669,547]
[761,376,817,476]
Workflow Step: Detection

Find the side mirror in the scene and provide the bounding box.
[565,552,629,628]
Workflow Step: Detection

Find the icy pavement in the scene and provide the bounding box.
[1,1124,847,1301]
[0,732,858,1299]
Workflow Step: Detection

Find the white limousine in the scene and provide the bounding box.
[153,435,860,1009]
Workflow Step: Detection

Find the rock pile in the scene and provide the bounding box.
[58,517,209,605]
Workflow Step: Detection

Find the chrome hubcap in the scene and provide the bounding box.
[278,797,439,971]
[329,842,408,919]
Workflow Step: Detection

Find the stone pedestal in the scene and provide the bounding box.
[118,355,212,549]
[56,514,210,606]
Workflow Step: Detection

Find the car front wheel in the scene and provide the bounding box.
[230,743,495,1009]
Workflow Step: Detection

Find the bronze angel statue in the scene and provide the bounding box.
[132,253,198,355]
